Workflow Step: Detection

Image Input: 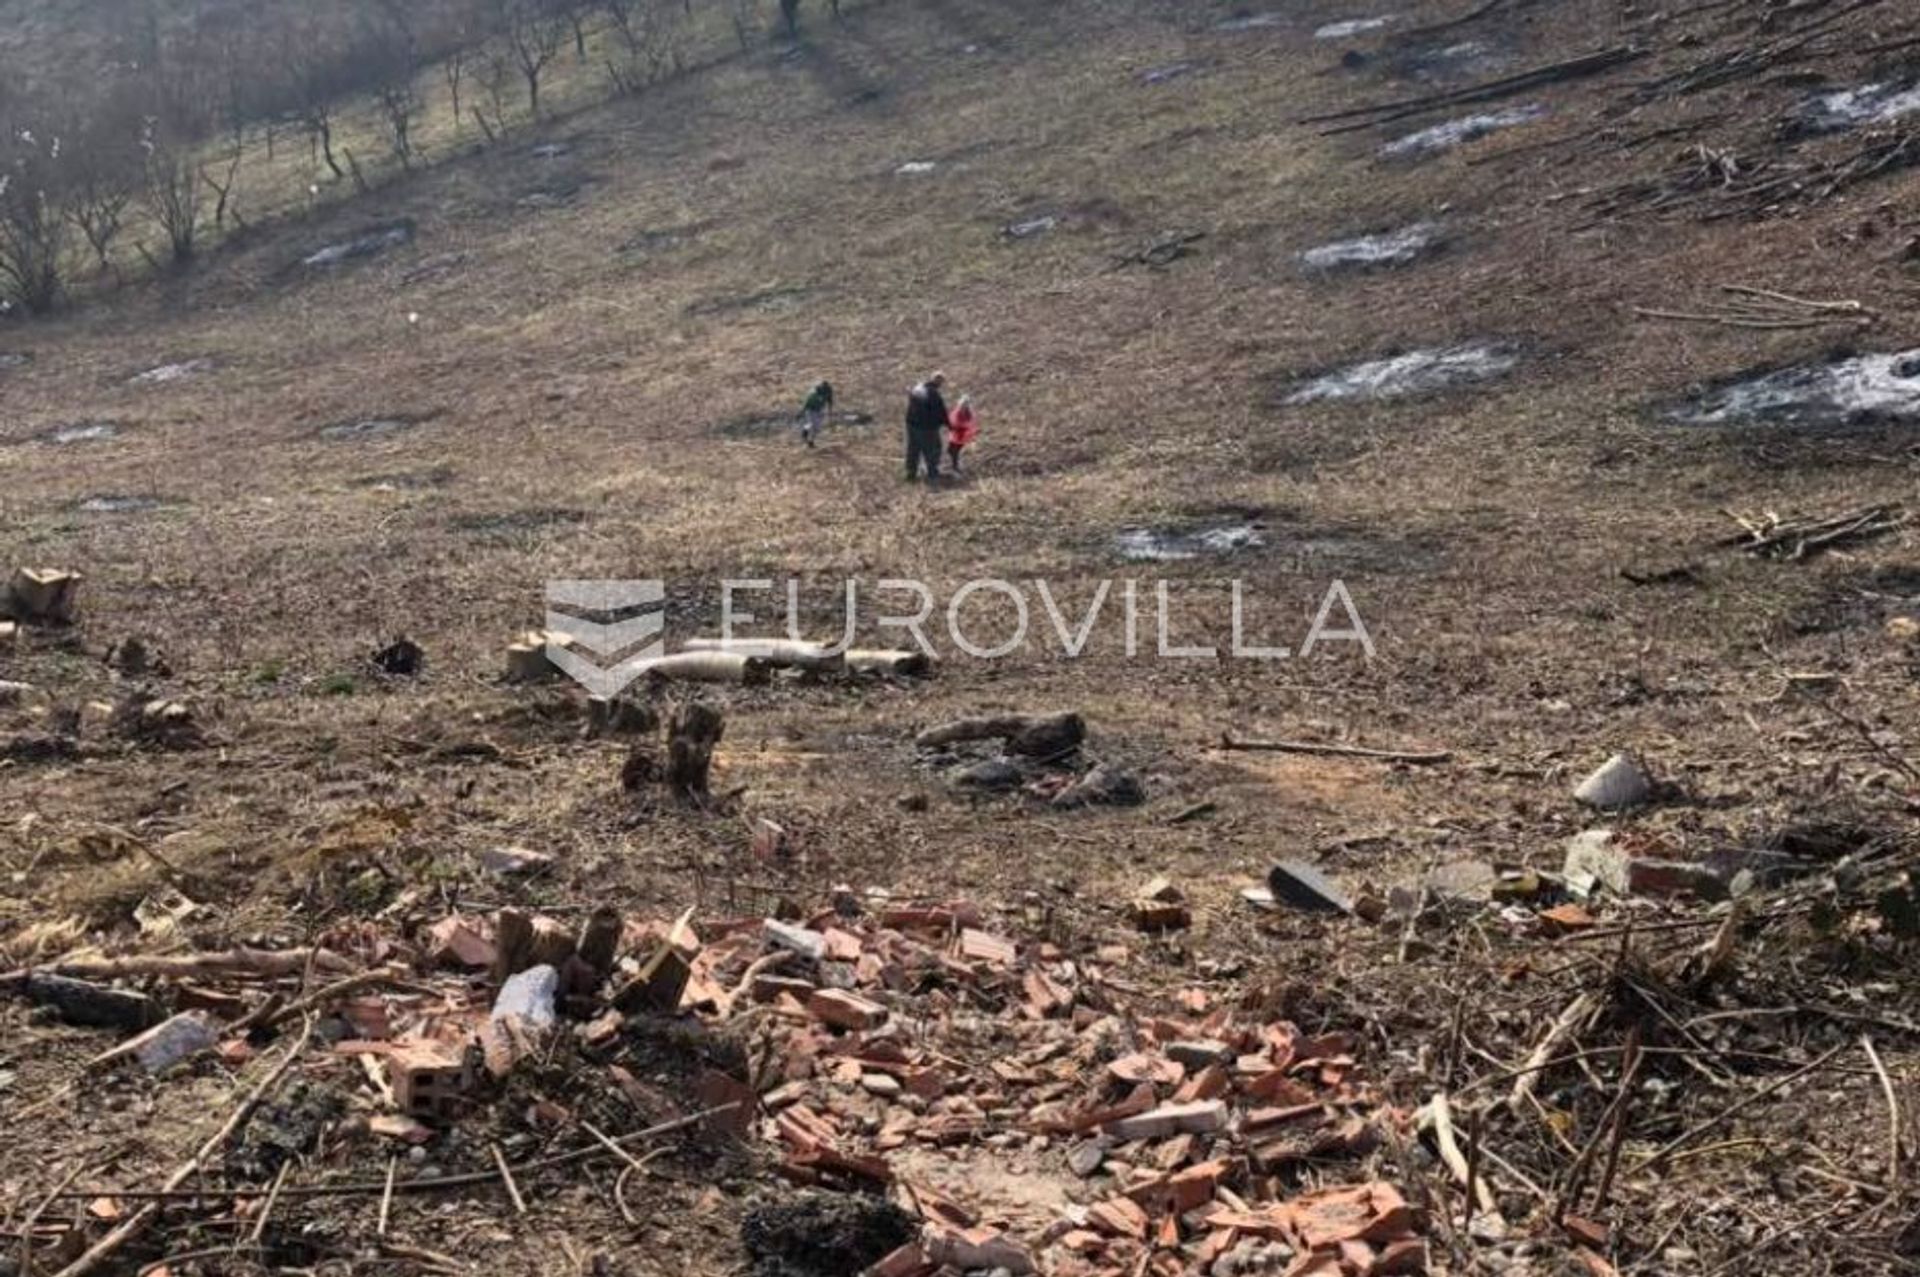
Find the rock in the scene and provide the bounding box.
[951,757,1025,791]
[1067,1140,1106,1177]
[122,1011,218,1073]
[1008,712,1086,758]
[859,1073,902,1098]
[1050,763,1146,809]
[1166,1039,1234,1070]
[1574,752,1653,810]
[479,845,554,876]
[765,919,828,961]
[1563,830,1626,893]
[1266,860,1354,914]
[492,965,559,1030]
[372,637,424,676]
[1563,829,1727,899]
[106,636,165,676]
[0,680,38,707]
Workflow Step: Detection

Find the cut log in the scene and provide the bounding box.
[576,906,624,984]
[525,916,577,971]
[638,652,772,685]
[844,648,933,677]
[667,702,726,799]
[611,942,691,1013]
[587,695,659,736]
[916,712,1086,758]
[682,638,848,674]
[28,947,353,983]
[14,973,164,1031]
[6,567,82,625]
[492,909,535,984]
[505,630,565,682]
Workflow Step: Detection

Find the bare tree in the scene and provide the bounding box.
[64,98,142,276]
[443,47,468,130]
[730,0,764,51]
[138,113,205,266]
[779,0,800,38]
[0,118,69,313]
[502,0,567,119]
[278,22,348,181]
[368,11,425,169]
[601,0,683,91]
[474,44,516,141]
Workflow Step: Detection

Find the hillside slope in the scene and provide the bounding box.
[3,0,1920,1272]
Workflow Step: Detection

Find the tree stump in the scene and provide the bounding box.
[667,702,726,800]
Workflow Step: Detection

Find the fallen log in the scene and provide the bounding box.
[637,652,772,686]
[9,973,165,1031]
[1302,46,1646,131]
[15,947,355,984]
[1219,735,1451,765]
[916,711,1086,758]
[682,638,847,673]
[845,648,933,677]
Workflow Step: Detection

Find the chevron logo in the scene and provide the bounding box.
[544,579,666,697]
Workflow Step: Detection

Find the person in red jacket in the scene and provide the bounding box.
[945,395,978,473]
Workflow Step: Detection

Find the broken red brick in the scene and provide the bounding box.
[822,927,864,962]
[1541,903,1597,934]
[425,916,495,969]
[1108,1052,1186,1087]
[1088,1195,1151,1240]
[1245,1069,1318,1105]
[369,1113,433,1144]
[1103,1100,1228,1141]
[958,928,1018,966]
[1562,1214,1610,1249]
[694,1069,756,1139]
[924,1225,1033,1274]
[1376,1238,1430,1275]
[387,1038,472,1121]
[1174,1062,1231,1103]
[751,974,818,1003]
[806,988,888,1031]
[866,1243,934,1277]
[1023,968,1073,1018]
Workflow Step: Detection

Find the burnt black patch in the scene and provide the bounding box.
[450,507,588,541]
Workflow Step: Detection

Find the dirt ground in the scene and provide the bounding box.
[4,0,1920,1273]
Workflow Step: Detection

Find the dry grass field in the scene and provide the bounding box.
[4,0,1920,1272]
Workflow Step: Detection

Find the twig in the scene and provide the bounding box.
[1862,1034,1902,1189]
[1218,734,1451,764]
[232,964,410,1034]
[1510,992,1596,1116]
[59,1103,741,1202]
[379,1241,465,1273]
[247,1160,291,1245]
[491,1143,527,1216]
[52,1017,315,1277]
[1631,1043,1847,1171]
[19,1163,87,1277]
[378,1157,397,1237]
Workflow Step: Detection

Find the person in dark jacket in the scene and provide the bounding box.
[904,371,948,487]
[797,380,834,448]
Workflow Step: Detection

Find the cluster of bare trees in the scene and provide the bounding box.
[0,0,822,315]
